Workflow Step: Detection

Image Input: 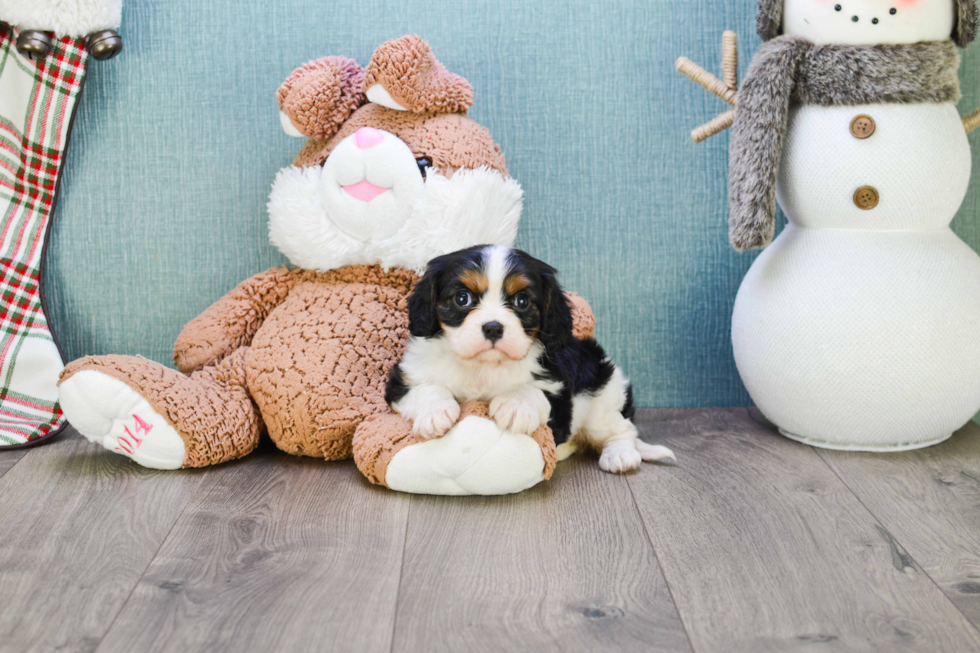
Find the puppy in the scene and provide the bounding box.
[386,245,675,474]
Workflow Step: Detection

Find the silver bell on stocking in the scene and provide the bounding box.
[86,29,122,61]
[16,30,52,61]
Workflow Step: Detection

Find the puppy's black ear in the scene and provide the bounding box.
[538,267,573,353]
[408,255,448,338]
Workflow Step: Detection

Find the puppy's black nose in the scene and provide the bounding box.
[482,321,504,343]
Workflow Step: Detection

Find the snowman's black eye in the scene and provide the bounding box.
[872,17,879,24]
[852,15,859,22]
[835,4,842,11]
[416,157,431,180]
[890,8,897,14]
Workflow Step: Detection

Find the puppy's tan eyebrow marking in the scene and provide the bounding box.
[504,274,530,295]
[460,269,489,294]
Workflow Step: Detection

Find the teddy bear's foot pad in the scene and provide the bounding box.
[59,371,186,469]
[385,416,546,496]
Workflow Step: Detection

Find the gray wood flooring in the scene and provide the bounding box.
[1,408,979,653]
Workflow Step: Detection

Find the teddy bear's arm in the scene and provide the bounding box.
[173,266,299,373]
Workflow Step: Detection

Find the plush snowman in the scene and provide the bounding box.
[681,0,980,450]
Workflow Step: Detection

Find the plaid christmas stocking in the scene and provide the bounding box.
[0,26,87,447]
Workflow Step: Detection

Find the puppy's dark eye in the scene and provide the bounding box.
[513,293,530,310]
[416,157,431,180]
[454,291,472,307]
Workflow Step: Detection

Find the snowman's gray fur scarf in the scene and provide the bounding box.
[728,37,961,251]
[756,0,977,47]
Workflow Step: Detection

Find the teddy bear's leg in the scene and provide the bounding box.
[246,277,415,462]
[58,348,261,469]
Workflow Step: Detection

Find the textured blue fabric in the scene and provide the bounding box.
[45,0,980,408]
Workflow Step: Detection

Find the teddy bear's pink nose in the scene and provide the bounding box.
[354,127,384,149]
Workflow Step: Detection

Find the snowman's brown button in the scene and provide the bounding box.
[853,186,879,210]
[850,114,876,139]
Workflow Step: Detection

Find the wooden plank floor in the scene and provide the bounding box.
[1,409,979,653]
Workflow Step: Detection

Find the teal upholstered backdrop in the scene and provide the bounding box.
[46,0,980,408]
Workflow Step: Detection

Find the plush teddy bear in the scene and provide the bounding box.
[57,36,595,494]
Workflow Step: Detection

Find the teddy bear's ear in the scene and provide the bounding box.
[363,35,473,114]
[277,55,367,139]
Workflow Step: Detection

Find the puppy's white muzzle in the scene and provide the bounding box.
[447,307,532,363]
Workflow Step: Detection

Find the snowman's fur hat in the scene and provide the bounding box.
[757,0,977,47]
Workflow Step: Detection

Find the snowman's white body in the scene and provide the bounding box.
[732,101,980,449]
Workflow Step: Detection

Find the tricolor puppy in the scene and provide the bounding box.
[386,245,675,474]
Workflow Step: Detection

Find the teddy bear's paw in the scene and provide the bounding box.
[598,440,643,474]
[489,387,550,436]
[384,415,547,496]
[413,400,461,440]
[59,371,185,469]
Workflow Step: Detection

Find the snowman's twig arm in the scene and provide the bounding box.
[692,110,735,143]
[722,31,738,90]
[965,108,980,134]
[676,58,737,106]
[677,31,739,143]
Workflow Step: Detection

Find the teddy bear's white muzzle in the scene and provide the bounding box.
[319,128,424,242]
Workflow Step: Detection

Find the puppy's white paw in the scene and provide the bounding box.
[489,387,550,435]
[599,441,642,474]
[413,400,461,439]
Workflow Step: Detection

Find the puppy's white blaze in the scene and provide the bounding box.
[483,244,511,298]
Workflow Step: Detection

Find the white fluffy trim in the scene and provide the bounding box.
[0,0,122,36]
[267,166,522,273]
[268,165,369,272]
